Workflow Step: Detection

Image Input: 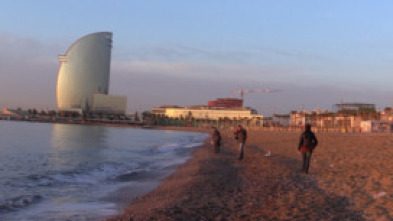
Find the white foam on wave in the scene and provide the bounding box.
[112,168,151,182]
[154,133,208,153]
[2,199,119,221]
[155,143,182,152]
[155,140,205,152]
[184,142,204,148]
[0,194,42,211]
[21,162,140,189]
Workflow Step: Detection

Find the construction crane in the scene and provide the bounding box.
[231,88,281,100]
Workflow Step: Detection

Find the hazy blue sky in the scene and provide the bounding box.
[1,1,393,116]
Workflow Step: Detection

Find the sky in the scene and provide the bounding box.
[1,0,393,116]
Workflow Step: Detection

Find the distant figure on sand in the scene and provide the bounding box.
[298,123,318,174]
[211,127,222,153]
[234,125,247,160]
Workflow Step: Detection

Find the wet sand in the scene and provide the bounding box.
[108,129,393,220]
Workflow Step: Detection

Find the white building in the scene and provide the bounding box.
[360,120,393,133]
[152,106,263,120]
[91,94,127,115]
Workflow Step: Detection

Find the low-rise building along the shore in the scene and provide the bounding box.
[334,103,376,113]
[91,94,127,115]
[360,120,393,133]
[288,110,369,130]
[0,108,29,120]
[151,106,263,121]
[380,107,393,122]
[207,98,243,108]
[272,114,290,127]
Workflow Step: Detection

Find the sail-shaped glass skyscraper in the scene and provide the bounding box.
[56,32,113,112]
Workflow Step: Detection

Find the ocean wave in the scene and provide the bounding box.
[26,174,55,187]
[111,168,149,182]
[0,122,210,220]
[184,142,204,148]
[155,143,182,152]
[157,157,190,169]
[17,163,129,189]
[153,133,208,153]
[24,170,97,186]
[155,141,204,153]
[0,195,42,211]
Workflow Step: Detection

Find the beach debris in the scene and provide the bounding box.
[373,192,387,199]
[265,150,271,157]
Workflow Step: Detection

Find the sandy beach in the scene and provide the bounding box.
[108,128,393,220]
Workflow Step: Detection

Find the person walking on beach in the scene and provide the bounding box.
[235,125,247,160]
[298,123,318,174]
[211,127,222,153]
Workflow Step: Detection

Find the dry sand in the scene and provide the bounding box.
[108,128,393,221]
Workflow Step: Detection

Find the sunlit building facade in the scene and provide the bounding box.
[91,94,127,115]
[151,106,263,120]
[56,32,113,112]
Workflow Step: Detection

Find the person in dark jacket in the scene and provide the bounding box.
[298,123,318,174]
[211,127,222,153]
[235,125,247,160]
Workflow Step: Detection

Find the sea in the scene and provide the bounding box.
[0,120,208,221]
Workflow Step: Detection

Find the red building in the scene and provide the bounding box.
[208,98,243,108]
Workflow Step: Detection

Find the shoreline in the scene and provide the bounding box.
[3,120,391,219]
[107,128,393,220]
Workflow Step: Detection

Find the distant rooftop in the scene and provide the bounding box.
[334,103,376,112]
